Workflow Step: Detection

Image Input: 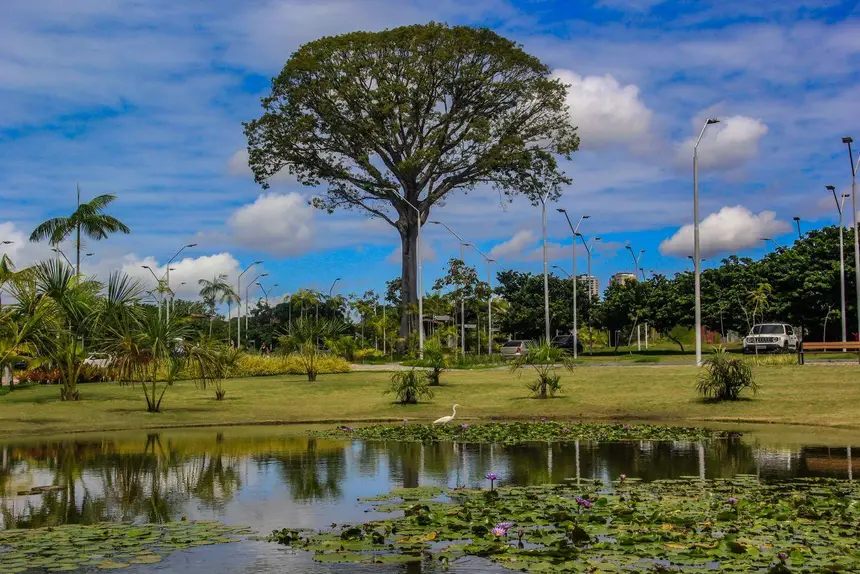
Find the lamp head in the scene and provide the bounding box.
[625,245,633,251]
[0,240,13,245]
[187,243,197,248]
[260,273,269,278]
[556,208,566,213]
[844,193,851,198]
[254,260,263,265]
[826,185,836,191]
[843,137,854,144]
[707,118,720,124]
[142,265,151,269]
[793,216,800,222]
[583,215,591,219]
[595,237,601,241]
[760,237,770,241]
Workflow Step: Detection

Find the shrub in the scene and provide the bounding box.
[231,354,350,377]
[384,369,434,404]
[422,338,448,386]
[697,348,758,401]
[354,348,384,363]
[278,318,346,382]
[510,338,572,399]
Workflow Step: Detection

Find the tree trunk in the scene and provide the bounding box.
[398,216,423,343]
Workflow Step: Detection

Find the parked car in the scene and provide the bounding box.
[500,340,534,358]
[743,323,798,354]
[551,334,583,355]
[83,353,113,368]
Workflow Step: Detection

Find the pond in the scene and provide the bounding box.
[0,424,858,572]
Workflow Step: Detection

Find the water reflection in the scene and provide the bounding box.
[0,428,857,532]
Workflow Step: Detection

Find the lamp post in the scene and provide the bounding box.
[238,260,262,347]
[760,237,783,249]
[694,118,720,367]
[320,277,341,321]
[394,192,424,357]
[793,217,802,240]
[245,273,268,333]
[537,191,552,341]
[577,233,600,354]
[828,185,849,349]
[258,282,278,305]
[625,246,644,280]
[52,247,73,267]
[430,221,468,356]
[842,137,860,344]
[470,245,500,355]
[165,243,196,324]
[558,210,589,359]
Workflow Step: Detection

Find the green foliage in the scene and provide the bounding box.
[278,317,346,381]
[384,369,435,404]
[274,476,860,572]
[509,338,572,398]
[317,421,729,443]
[422,338,448,386]
[697,348,759,401]
[45,332,87,401]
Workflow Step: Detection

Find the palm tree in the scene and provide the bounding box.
[29,185,131,276]
[278,317,345,381]
[198,274,231,335]
[0,253,15,309]
[219,285,240,344]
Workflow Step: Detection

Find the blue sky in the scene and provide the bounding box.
[2,0,859,305]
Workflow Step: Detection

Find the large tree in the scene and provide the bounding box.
[29,185,130,276]
[244,23,578,338]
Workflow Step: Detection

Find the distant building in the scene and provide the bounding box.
[577,274,599,298]
[610,272,637,286]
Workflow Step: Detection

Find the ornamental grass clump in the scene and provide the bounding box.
[696,347,758,401]
[384,369,435,404]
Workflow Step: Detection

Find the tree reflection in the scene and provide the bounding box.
[263,438,347,502]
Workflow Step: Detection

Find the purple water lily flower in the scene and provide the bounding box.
[540,417,547,422]
[402,419,408,424]
[619,474,627,481]
[490,526,506,537]
[461,423,469,430]
[486,473,499,491]
[562,427,569,433]
[496,522,514,531]
[727,497,739,505]
[624,424,631,431]
[517,529,525,540]
[777,552,788,561]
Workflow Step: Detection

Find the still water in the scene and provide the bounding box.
[0,425,857,572]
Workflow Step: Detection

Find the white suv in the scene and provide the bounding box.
[743,323,798,354]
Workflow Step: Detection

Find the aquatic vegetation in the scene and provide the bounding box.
[270,476,860,572]
[314,421,734,444]
[0,521,250,572]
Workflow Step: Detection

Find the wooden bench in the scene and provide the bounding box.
[799,341,860,364]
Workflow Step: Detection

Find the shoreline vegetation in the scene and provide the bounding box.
[1,365,860,437]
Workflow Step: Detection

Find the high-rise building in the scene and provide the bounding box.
[610,272,637,286]
[576,274,599,298]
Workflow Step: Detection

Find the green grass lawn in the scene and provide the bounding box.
[1,364,859,437]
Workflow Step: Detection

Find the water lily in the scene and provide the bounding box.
[624,424,631,431]
[460,423,469,430]
[619,474,627,481]
[777,552,788,561]
[517,529,525,540]
[486,473,499,491]
[540,417,547,422]
[496,521,514,531]
[562,427,569,433]
[727,497,739,505]
[402,418,408,424]
[490,526,506,537]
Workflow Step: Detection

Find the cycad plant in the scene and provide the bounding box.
[423,337,448,386]
[696,347,758,401]
[29,185,130,276]
[278,317,344,381]
[509,338,573,399]
[384,368,434,404]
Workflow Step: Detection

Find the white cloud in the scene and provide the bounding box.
[229,192,316,256]
[488,230,537,260]
[552,70,653,148]
[676,115,769,169]
[121,252,241,300]
[659,205,790,258]
[0,222,54,266]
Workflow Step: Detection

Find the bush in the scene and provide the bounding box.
[697,348,758,401]
[232,354,350,377]
[384,369,434,404]
[422,339,448,386]
[510,338,573,399]
[354,348,384,363]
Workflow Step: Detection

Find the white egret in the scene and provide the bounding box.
[433,404,459,425]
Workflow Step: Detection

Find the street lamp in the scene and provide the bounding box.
[760,237,783,249]
[558,210,589,359]
[694,117,720,366]
[577,233,600,354]
[537,191,553,341]
[842,137,860,345]
[430,220,468,355]
[258,282,279,305]
[52,247,73,267]
[165,243,196,323]
[238,260,263,347]
[828,185,849,349]
[393,191,424,357]
[793,217,802,240]
[625,246,645,280]
[328,277,341,297]
[470,244,501,355]
[0,241,12,245]
[245,273,269,332]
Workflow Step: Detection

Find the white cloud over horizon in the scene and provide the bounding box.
[659,205,790,258]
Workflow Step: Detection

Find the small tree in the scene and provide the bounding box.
[278,317,345,381]
[384,369,434,404]
[696,348,758,401]
[423,338,448,386]
[510,339,572,399]
[47,332,86,401]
